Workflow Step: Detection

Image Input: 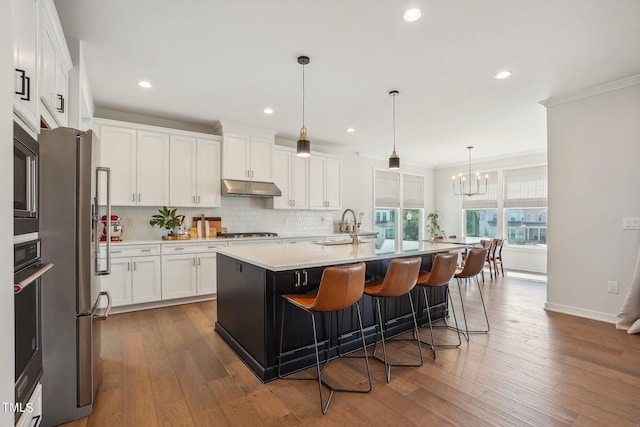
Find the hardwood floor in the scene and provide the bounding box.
[61,272,640,427]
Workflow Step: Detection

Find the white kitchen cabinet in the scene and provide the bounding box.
[39,0,71,127]
[13,0,39,133]
[161,242,227,299]
[222,132,274,182]
[309,154,342,210]
[97,123,170,206]
[269,147,308,209]
[100,245,162,307]
[169,135,221,207]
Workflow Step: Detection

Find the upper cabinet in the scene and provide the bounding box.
[13,0,39,133]
[309,154,342,210]
[222,132,274,182]
[96,121,170,206]
[268,147,308,210]
[95,118,221,207]
[169,135,221,208]
[39,0,71,128]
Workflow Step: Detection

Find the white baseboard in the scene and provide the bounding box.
[544,302,617,324]
[110,294,216,315]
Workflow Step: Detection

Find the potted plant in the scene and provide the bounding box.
[149,206,184,237]
[426,211,443,238]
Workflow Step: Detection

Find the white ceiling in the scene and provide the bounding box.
[54,0,640,167]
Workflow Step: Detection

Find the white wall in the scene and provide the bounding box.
[544,77,640,323]
[1,1,15,425]
[434,151,548,273]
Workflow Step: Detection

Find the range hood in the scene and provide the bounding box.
[221,179,282,197]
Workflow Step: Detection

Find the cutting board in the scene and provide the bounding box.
[192,216,222,237]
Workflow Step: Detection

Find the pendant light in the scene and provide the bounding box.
[452,146,489,196]
[296,55,311,157]
[388,90,400,169]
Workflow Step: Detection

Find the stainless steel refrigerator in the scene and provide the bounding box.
[39,127,113,426]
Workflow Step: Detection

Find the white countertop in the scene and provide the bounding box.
[100,233,354,246]
[217,241,466,271]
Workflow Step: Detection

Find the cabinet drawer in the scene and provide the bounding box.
[162,241,228,254]
[102,244,161,258]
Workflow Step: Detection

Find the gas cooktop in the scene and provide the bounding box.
[217,232,278,238]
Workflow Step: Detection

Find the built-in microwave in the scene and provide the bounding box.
[14,121,39,235]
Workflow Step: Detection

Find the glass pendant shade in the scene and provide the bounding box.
[388,150,400,169]
[296,128,310,157]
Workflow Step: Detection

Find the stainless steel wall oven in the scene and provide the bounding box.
[14,239,53,423]
[14,121,39,235]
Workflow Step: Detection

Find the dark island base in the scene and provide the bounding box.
[215,253,450,382]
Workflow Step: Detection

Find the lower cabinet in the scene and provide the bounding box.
[161,243,226,299]
[101,245,162,307]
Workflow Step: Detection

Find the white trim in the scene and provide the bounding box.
[544,302,617,324]
[93,117,222,141]
[539,74,640,108]
[109,294,216,314]
[220,121,276,139]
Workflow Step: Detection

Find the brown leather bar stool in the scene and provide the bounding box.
[415,253,462,359]
[480,239,496,281]
[454,248,490,336]
[278,262,371,414]
[363,257,423,382]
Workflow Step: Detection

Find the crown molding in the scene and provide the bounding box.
[539,74,640,108]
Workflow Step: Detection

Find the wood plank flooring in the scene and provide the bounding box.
[61,272,640,427]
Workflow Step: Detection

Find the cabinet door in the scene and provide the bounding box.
[324,157,342,210]
[13,0,39,131]
[249,136,273,182]
[101,258,132,307]
[271,149,291,209]
[197,253,217,295]
[162,254,197,299]
[169,135,197,207]
[40,24,57,119]
[222,133,250,180]
[308,156,326,209]
[136,131,170,206]
[131,256,162,304]
[54,58,68,126]
[291,154,308,209]
[196,139,221,207]
[99,125,137,205]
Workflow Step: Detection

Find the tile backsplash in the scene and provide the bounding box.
[112,197,342,241]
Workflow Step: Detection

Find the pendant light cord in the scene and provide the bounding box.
[301,62,305,130]
[392,92,396,151]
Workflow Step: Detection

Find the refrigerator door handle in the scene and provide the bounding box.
[95,167,112,276]
[91,291,112,320]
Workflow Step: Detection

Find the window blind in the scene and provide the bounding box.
[461,171,498,209]
[402,174,425,209]
[503,166,547,208]
[375,170,401,207]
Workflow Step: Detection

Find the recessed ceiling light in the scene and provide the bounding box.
[494,71,512,79]
[404,8,422,22]
[346,128,355,133]
[138,81,152,88]
[263,108,274,115]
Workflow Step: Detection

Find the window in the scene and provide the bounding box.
[503,166,547,246]
[465,209,497,238]
[374,170,424,250]
[506,208,547,245]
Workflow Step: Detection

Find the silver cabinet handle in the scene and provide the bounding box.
[197,195,201,204]
[132,193,136,202]
[141,249,152,252]
[295,271,300,287]
[192,258,196,266]
[111,250,121,254]
[133,262,137,271]
[303,270,308,286]
[138,193,141,202]
[197,258,201,266]
[174,247,185,251]
[193,196,196,203]
[126,262,130,271]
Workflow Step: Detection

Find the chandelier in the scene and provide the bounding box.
[452,146,488,196]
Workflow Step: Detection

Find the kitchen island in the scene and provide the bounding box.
[215,241,464,382]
